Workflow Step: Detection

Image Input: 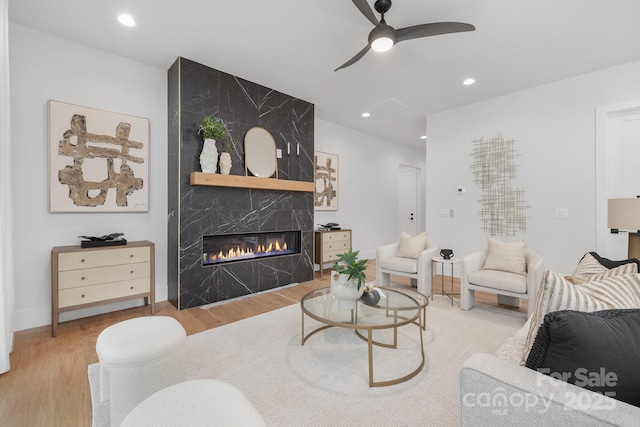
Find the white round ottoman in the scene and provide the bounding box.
[121,379,266,427]
[96,316,186,427]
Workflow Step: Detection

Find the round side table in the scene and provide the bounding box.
[431,256,461,306]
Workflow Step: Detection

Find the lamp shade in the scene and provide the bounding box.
[607,198,640,231]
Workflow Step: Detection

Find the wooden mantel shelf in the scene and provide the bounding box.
[190,172,315,192]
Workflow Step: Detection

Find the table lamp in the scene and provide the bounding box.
[607,197,640,259]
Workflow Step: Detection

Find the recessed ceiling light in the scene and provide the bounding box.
[420,135,427,140]
[361,112,371,118]
[117,14,136,27]
[463,78,476,86]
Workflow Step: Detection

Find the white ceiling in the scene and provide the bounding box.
[9,0,640,149]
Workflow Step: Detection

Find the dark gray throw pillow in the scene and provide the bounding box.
[526,309,640,408]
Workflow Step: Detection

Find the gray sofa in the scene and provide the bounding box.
[459,323,640,426]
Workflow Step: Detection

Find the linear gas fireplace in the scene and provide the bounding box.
[202,230,302,266]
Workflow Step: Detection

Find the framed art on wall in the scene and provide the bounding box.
[314,151,338,211]
[48,100,149,212]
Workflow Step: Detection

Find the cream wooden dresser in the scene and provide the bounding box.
[314,229,352,277]
[50,240,155,337]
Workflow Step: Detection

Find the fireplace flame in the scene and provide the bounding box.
[210,240,289,263]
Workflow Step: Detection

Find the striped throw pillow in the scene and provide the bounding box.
[588,262,638,281]
[521,269,640,364]
[572,252,607,280]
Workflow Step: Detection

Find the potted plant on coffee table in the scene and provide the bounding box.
[331,248,369,309]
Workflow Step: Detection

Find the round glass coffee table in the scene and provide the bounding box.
[300,286,424,387]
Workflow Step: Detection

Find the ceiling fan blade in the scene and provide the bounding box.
[396,22,475,43]
[334,45,371,72]
[351,0,379,26]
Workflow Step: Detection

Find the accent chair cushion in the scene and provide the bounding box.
[394,232,427,259]
[521,270,640,364]
[467,269,527,294]
[379,256,418,274]
[482,237,527,276]
[526,309,640,408]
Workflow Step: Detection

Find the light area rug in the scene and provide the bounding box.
[89,297,525,426]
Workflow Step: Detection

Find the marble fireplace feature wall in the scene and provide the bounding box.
[168,57,314,310]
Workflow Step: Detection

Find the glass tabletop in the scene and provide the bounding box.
[300,286,420,329]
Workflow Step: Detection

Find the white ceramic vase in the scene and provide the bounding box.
[219,152,232,175]
[200,138,218,173]
[330,271,364,310]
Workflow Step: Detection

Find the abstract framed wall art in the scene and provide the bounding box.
[314,151,338,211]
[48,100,149,212]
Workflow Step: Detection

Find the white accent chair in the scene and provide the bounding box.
[376,240,439,298]
[460,248,543,318]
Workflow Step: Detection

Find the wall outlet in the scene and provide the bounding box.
[276,148,283,158]
[457,186,466,194]
[555,208,569,219]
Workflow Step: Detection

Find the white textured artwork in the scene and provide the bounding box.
[470,133,529,235]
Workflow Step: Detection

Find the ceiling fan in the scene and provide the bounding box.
[335,0,475,71]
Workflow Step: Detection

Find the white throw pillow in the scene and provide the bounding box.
[395,232,427,259]
[482,237,527,276]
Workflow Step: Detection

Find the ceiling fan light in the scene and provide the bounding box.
[369,24,396,52]
[371,37,394,52]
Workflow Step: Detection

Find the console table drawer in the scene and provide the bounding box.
[58,262,151,289]
[322,241,351,259]
[324,249,349,263]
[58,278,151,308]
[322,231,351,243]
[58,246,151,271]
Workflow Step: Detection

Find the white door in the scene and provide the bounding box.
[398,166,419,236]
[596,101,640,258]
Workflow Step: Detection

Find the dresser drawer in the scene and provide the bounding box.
[322,231,351,243]
[325,249,348,263]
[58,278,151,308]
[58,246,151,271]
[58,262,151,290]
[322,240,350,256]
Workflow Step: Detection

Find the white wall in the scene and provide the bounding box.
[9,24,168,331]
[8,25,426,331]
[314,118,427,260]
[426,60,640,275]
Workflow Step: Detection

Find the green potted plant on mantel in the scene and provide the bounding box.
[331,248,369,309]
[199,116,227,140]
[198,116,229,174]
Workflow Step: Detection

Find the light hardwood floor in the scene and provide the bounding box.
[0,261,525,427]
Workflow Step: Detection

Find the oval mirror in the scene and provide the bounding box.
[244,127,278,178]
